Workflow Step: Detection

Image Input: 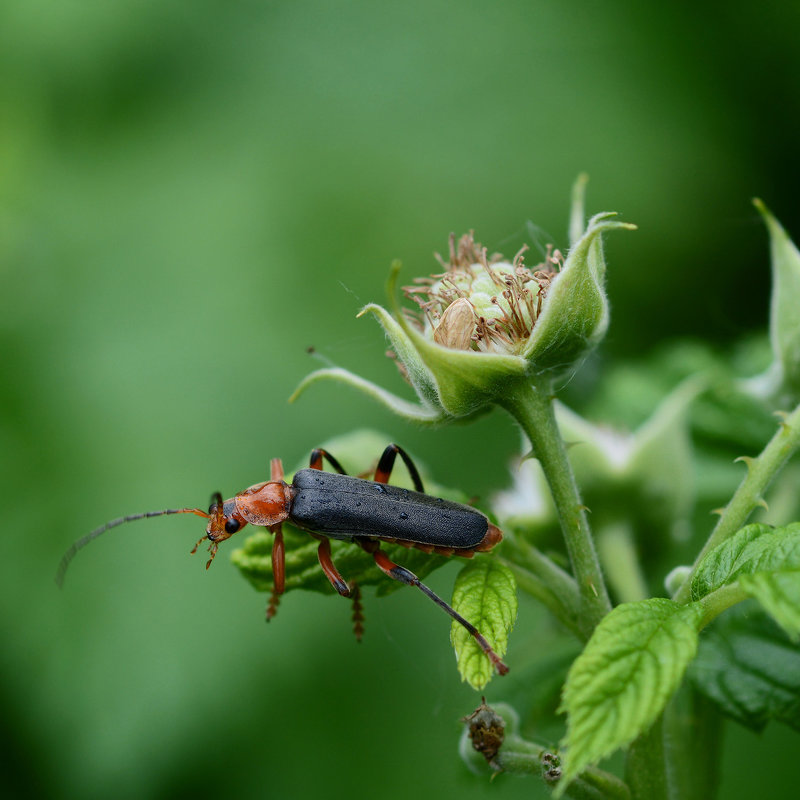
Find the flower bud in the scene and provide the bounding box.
[292,181,634,422]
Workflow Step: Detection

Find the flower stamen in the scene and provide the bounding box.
[404,232,564,354]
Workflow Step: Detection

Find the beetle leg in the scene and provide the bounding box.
[314,536,351,597]
[350,582,364,642]
[270,458,284,482]
[314,536,366,641]
[309,448,348,474]
[373,443,425,493]
[358,540,508,676]
[266,524,285,622]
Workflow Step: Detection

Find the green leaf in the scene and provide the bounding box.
[691,522,800,637]
[691,523,773,599]
[450,559,517,690]
[690,605,800,732]
[231,526,449,597]
[523,213,635,374]
[557,598,703,793]
[739,572,800,641]
[692,522,800,596]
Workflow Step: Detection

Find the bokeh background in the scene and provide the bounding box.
[2,1,799,798]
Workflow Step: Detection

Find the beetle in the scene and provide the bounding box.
[57,443,508,675]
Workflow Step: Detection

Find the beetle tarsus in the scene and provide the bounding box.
[266,591,280,622]
[350,583,364,642]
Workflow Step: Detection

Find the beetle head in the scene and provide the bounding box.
[190,491,250,569]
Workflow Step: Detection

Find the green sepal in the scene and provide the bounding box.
[568,172,590,248]
[523,213,635,375]
[557,598,703,794]
[450,559,518,690]
[358,286,442,410]
[749,199,800,403]
[387,263,529,417]
[290,366,446,425]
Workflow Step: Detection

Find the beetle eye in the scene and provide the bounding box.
[224,519,240,534]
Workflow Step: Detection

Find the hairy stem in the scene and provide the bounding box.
[625,716,668,800]
[500,555,583,639]
[499,380,611,634]
[492,735,631,799]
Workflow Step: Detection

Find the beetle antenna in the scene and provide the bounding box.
[56,507,209,588]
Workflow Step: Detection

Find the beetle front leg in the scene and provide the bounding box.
[358,540,508,676]
[266,524,285,622]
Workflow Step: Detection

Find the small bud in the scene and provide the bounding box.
[665,565,692,596]
[462,698,506,763]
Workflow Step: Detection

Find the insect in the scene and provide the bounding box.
[57,443,508,675]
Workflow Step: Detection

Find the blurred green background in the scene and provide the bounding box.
[2,1,799,798]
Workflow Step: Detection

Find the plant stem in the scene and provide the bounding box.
[663,686,723,800]
[596,521,649,603]
[493,736,631,799]
[501,535,584,637]
[625,716,668,800]
[501,558,583,639]
[673,401,800,604]
[499,380,611,634]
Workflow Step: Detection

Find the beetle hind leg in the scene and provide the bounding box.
[359,540,508,676]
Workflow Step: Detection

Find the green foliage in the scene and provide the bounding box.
[7,2,800,799]
[690,606,800,732]
[450,559,518,690]
[739,573,800,641]
[692,522,800,639]
[557,599,704,791]
[232,526,449,597]
[289,195,800,797]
